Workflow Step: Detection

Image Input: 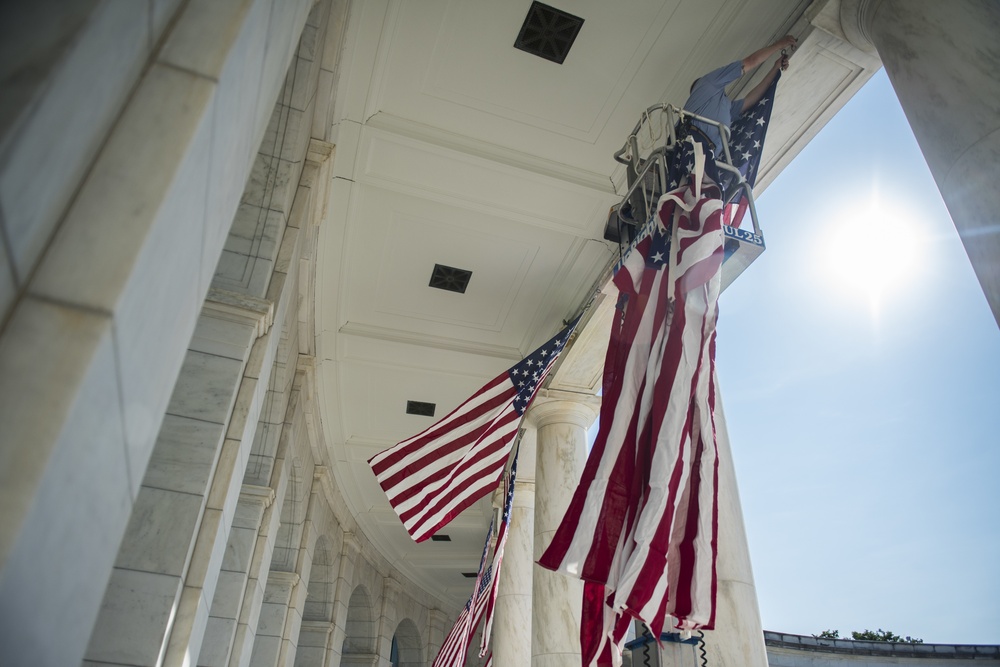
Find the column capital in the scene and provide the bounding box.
[526,389,600,430]
[840,0,883,53]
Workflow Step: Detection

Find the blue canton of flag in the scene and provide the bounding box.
[645,226,671,270]
[726,71,779,189]
[509,320,577,415]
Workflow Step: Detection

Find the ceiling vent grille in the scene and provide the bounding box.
[430,534,451,542]
[406,400,436,417]
[462,572,479,578]
[514,2,584,65]
[429,264,472,293]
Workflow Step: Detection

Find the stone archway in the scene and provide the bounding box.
[341,585,377,665]
[391,618,423,667]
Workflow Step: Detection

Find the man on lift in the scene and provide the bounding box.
[682,35,798,156]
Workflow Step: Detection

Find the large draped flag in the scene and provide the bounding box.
[434,452,519,666]
[538,163,726,666]
[370,319,577,542]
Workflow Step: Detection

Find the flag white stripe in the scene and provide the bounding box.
[373,379,514,480]
[391,400,516,514]
[402,418,519,537]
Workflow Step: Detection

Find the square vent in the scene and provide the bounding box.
[406,400,436,417]
[429,264,472,293]
[514,2,584,65]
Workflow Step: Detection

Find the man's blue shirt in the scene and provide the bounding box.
[682,60,744,151]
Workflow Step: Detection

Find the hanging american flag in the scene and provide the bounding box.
[538,177,725,666]
[369,319,578,542]
[433,523,494,667]
[478,448,519,656]
[723,73,779,228]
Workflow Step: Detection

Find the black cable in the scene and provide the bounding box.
[641,629,653,667]
[696,630,708,667]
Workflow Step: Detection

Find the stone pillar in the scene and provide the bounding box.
[527,390,600,667]
[696,392,768,666]
[426,608,450,665]
[492,429,536,666]
[201,486,274,667]
[250,571,300,667]
[842,0,1000,325]
[375,578,403,667]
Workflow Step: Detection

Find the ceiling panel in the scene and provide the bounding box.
[339,184,607,346]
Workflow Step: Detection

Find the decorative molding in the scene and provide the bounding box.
[526,388,601,430]
[267,570,302,589]
[840,0,883,54]
[338,321,522,361]
[204,288,274,338]
[241,483,277,509]
[307,138,335,164]
[300,620,335,638]
[366,112,615,194]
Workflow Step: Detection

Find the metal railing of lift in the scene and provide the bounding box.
[612,104,761,238]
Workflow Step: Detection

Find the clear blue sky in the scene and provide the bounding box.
[717,69,1000,644]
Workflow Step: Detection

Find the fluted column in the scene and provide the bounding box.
[492,429,536,666]
[527,390,600,667]
[842,0,1000,325]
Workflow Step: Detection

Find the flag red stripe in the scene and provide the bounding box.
[402,412,519,525]
[387,399,516,509]
[371,378,514,479]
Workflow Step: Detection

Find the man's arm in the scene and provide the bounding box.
[739,51,789,114]
[741,35,797,73]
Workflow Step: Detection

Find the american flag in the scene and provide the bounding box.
[479,449,519,657]
[369,320,577,542]
[722,73,779,227]
[433,525,494,667]
[538,179,725,666]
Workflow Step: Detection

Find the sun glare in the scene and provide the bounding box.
[822,192,925,313]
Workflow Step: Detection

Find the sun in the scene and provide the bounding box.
[822,191,925,312]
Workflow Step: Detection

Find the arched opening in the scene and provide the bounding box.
[391,618,423,667]
[341,585,376,665]
[303,536,334,622]
[294,535,336,667]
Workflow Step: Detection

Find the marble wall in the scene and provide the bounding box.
[0,1,450,666]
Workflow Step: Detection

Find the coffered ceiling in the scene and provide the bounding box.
[313,0,873,607]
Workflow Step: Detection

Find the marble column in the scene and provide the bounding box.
[843,0,1000,325]
[492,429,536,666]
[695,392,768,667]
[527,390,600,667]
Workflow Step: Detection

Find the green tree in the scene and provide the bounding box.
[814,630,840,639]
[850,629,923,644]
